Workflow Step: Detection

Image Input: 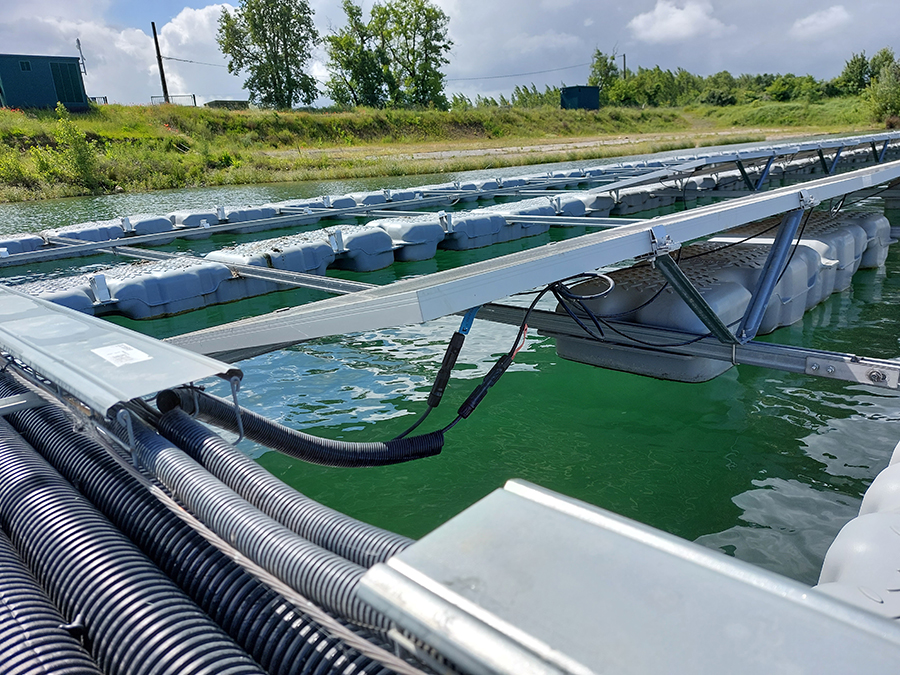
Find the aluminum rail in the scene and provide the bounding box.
[0,285,241,415]
[167,160,900,362]
[82,245,375,296]
[0,214,348,268]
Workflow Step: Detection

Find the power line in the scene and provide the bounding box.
[162,55,229,68]
[446,62,591,82]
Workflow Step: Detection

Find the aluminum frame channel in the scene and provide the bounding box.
[0,285,241,415]
[359,479,900,675]
[167,160,900,361]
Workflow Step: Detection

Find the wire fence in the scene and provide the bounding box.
[150,94,197,107]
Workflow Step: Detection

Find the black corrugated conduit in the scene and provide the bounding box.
[156,387,442,468]
[155,395,412,568]
[0,373,391,675]
[0,417,266,675]
[0,526,103,675]
[116,411,387,631]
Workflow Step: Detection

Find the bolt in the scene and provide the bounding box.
[826,366,836,374]
[869,369,888,383]
[810,363,819,371]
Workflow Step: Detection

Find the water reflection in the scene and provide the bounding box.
[3,156,899,586]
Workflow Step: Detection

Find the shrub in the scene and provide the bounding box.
[867,64,900,121]
[0,146,38,187]
[29,103,100,189]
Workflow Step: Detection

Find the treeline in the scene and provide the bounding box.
[217,0,900,121]
[449,48,900,120]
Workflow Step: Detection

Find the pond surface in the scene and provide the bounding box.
[3,152,898,586]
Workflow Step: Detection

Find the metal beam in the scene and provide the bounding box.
[736,208,805,342]
[500,215,645,228]
[0,212,333,268]
[166,160,900,361]
[756,156,775,191]
[105,246,374,295]
[736,159,756,192]
[479,304,900,390]
[652,253,739,344]
[0,392,46,416]
[830,147,844,175]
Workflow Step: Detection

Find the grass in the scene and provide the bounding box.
[0,98,881,204]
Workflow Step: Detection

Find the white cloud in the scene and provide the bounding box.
[789,6,850,40]
[628,1,733,44]
[158,5,240,103]
[505,30,583,55]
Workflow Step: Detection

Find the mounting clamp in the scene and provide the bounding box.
[645,225,679,261]
[798,189,819,209]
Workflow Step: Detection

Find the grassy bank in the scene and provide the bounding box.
[0,98,879,203]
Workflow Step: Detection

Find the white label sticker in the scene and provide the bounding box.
[91,343,152,367]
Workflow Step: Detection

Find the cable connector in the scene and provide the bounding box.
[458,353,512,419]
[428,332,465,408]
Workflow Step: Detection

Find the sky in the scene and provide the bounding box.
[1,0,898,107]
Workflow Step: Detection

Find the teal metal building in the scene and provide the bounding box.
[560,85,600,110]
[0,54,88,110]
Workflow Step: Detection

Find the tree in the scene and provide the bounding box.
[838,51,869,95]
[868,62,900,121]
[869,48,897,84]
[674,68,703,105]
[324,0,393,108]
[700,70,737,106]
[217,0,319,109]
[511,83,561,108]
[450,92,472,111]
[587,50,619,105]
[370,0,452,109]
[606,78,641,106]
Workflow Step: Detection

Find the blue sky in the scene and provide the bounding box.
[1,1,898,106]
[106,2,198,29]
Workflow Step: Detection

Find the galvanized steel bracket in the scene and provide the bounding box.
[798,189,820,209]
[806,355,900,390]
[438,211,454,233]
[646,225,679,260]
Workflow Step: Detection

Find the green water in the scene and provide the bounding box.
[3,165,899,587]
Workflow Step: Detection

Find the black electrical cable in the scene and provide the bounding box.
[157,388,443,468]
[681,218,783,260]
[393,406,433,440]
[838,181,897,209]
[552,263,746,349]
[441,274,615,434]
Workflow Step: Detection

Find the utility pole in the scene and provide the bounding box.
[151,22,170,104]
[76,38,87,75]
[622,54,627,79]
